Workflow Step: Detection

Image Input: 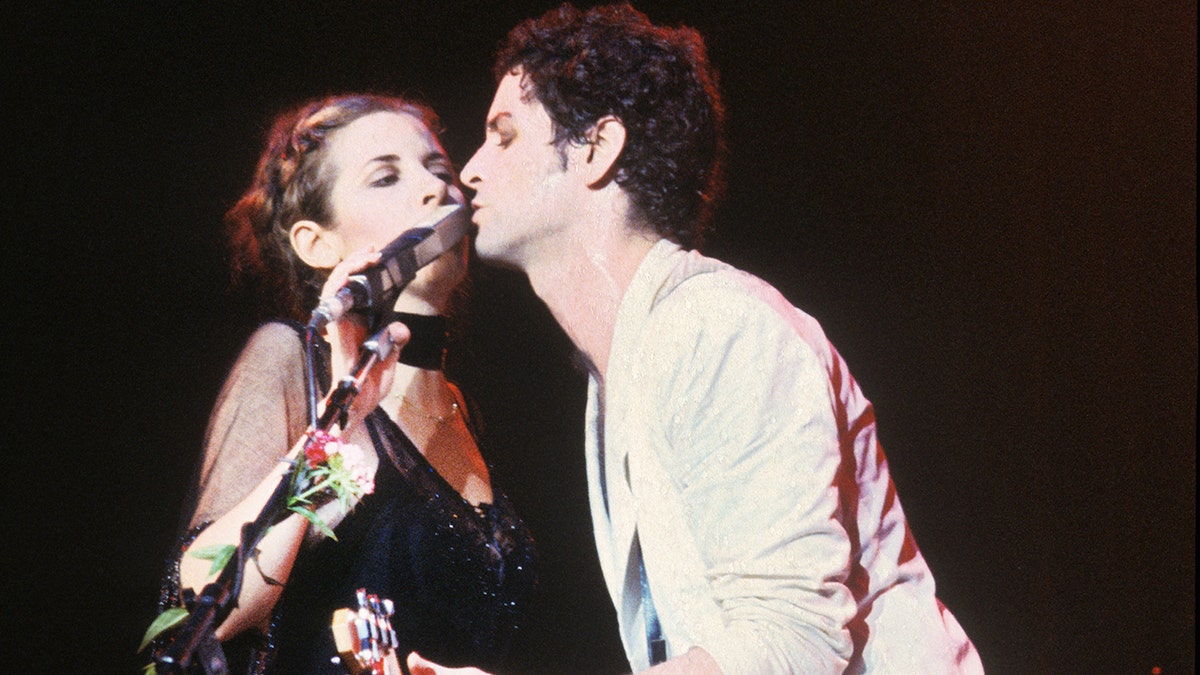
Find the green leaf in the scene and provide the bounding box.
[289,504,338,540]
[142,662,157,675]
[248,548,286,587]
[138,606,189,652]
[189,543,237,576]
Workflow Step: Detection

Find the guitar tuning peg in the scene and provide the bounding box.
[353,615,372,663]
[332,592,398,673]
[378,599,398,650]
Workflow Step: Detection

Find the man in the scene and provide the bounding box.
[413,4,983,673]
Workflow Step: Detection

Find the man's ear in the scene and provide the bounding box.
[289,219,343,270]
[581,115,627,187]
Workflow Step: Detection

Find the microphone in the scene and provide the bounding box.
[310,203,471,330]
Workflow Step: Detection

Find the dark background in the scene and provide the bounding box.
[4,1,1194,672]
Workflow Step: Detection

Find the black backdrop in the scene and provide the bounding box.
[4,1,1194,672]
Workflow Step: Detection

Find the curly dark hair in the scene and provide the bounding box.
[494,3,726,249]
[225,94,440,320]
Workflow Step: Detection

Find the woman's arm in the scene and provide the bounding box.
[179,249,407,639]
[179,436,313,638]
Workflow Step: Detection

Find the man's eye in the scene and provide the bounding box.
[371,173,399,187]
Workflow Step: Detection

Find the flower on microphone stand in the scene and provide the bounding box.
[288,429,375,539]
[139,429,375,660]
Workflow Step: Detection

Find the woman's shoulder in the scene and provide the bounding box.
[245,319,305,348]
[215,320,311,396]
[238,320,306,363]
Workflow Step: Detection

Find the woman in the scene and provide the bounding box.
[158,95,537,674]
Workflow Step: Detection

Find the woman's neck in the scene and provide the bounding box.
[392,293,444,317]
[382,364,455,420]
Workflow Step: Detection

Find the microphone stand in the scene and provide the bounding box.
[156,327,396,674]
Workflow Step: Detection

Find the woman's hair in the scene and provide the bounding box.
[494,3,726,249]
[225,94,440,320]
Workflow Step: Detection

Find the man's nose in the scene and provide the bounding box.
[461,149,484,186]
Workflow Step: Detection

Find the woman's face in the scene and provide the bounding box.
[322,111,468,303]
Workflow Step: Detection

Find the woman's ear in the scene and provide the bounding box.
[581,115,627,188]
[289,219,343,269]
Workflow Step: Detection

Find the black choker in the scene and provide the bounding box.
[392,312,448,370]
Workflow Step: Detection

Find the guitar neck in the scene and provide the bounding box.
[330,589,401,675]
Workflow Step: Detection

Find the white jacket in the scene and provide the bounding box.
[585,240,983,674]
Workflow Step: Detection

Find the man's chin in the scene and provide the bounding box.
[473,238,522,271]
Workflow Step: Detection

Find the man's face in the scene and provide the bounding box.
[462,69,579,270]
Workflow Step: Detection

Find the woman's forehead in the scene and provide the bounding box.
[329,111,440,164]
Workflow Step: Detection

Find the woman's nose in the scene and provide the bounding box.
[422,173,448,205]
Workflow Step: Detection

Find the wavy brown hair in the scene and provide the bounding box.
[494,3,726,249]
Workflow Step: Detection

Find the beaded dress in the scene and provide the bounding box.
[159,322,537,674]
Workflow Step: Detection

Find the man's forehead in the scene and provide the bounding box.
[498,71,529,101]
[488,70,537,119]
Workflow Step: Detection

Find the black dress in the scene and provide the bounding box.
[159,322,537,674]
[271,408,538,673]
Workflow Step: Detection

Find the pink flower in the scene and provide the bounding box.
[338,442,375,495]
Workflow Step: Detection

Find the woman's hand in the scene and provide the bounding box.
[319,247,411,429]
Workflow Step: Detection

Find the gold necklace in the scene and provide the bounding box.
[400,396,460,425]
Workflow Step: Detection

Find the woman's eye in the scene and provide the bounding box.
[497,134,514,149]
[370,173,399,187]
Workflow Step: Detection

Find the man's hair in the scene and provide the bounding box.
[495,3,726,249]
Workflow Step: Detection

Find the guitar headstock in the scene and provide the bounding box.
[331,588,400,675]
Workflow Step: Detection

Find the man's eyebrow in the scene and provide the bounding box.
[486,113,512,132]
[368,154,400,164]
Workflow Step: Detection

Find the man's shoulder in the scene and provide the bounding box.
[642,248,835,361]
[657,249,812,323]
